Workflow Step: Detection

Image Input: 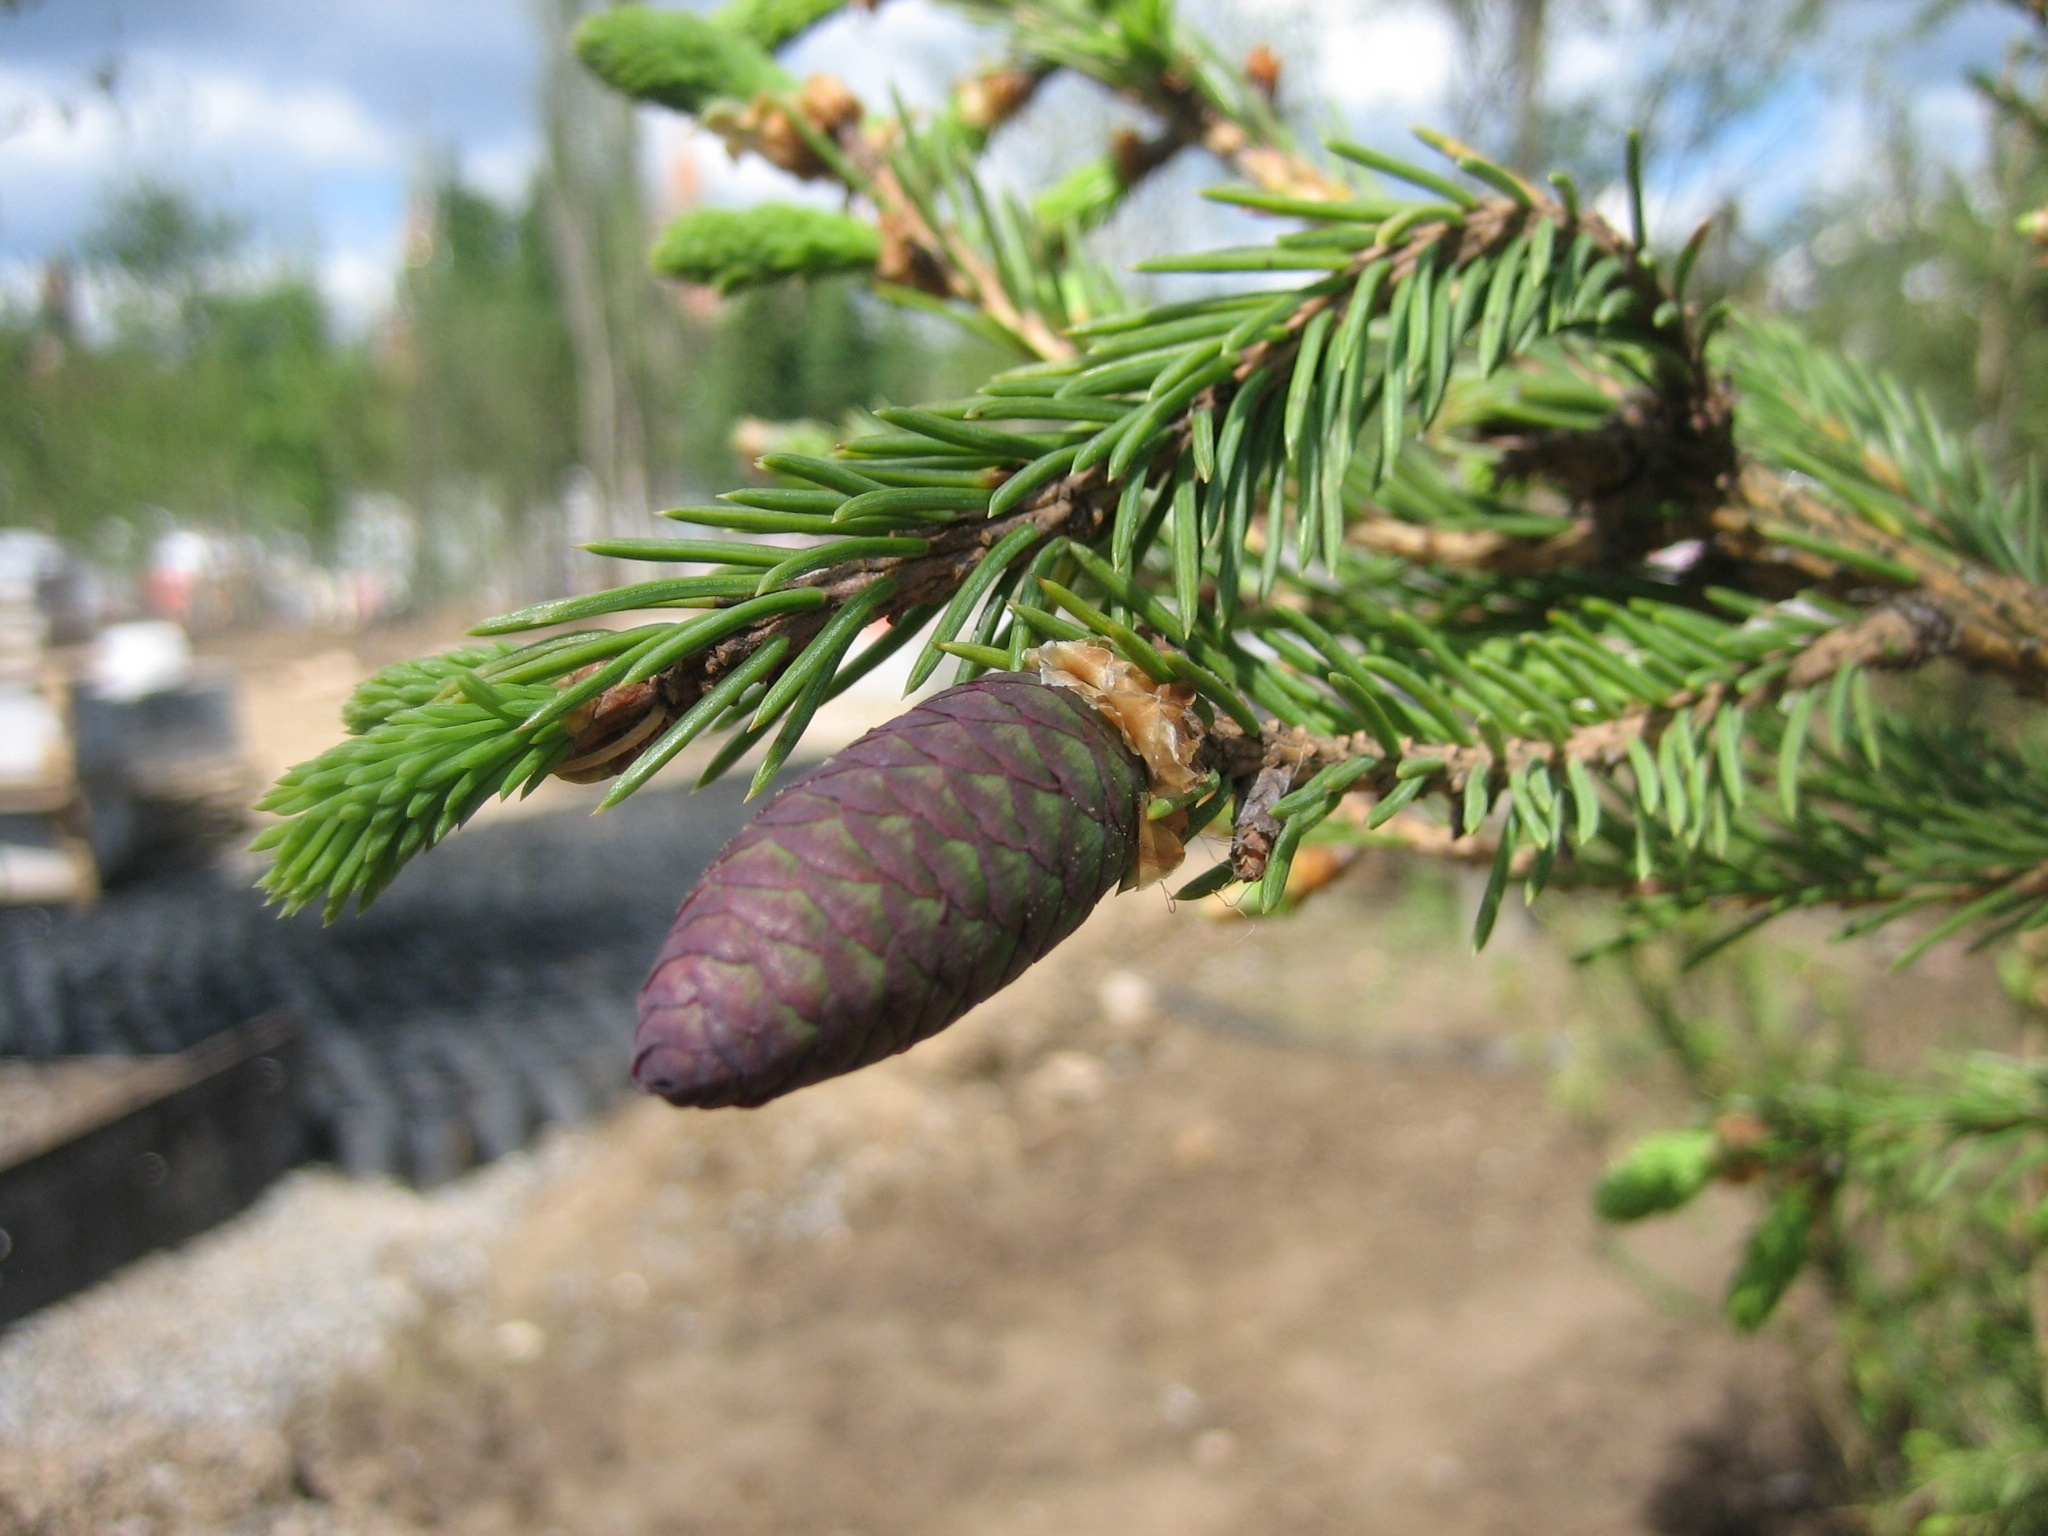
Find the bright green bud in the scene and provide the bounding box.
[1032,156,1124,232]
[1591,1128,1717,1222]
[651,204,881,294]
[574,6,791,114]
[340,646,515,734]
[713,0,850,50]
[1724,1182,1816,1331]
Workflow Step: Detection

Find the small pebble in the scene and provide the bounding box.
[1159,1382,1203,1430]
[495,1319,547,1362]
[1193,1428,1238,1469]
[1023,1051,1107,1111]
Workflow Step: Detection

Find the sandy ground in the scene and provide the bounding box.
[0,619,2012,1535]
[3,860,1950,1535]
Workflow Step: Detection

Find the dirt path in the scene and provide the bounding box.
[260,886,1824,1536]
[9,623,1988,1533]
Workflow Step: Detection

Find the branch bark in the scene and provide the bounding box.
[1718,467,2048,691]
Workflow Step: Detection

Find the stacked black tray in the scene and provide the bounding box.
[0,782,757,1185]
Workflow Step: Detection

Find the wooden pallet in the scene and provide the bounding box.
[0,1015,305,1326]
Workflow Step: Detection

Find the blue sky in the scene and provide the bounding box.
[0,0,548,318]
[0,0,2030,327]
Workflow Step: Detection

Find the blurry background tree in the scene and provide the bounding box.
[13,0,2028,626]
[688,279,943,460]
[0,181,387,558]
[0,151,949,617]
[1415,0,2045,476]
[388,176,581,600]
[1432,0,1825,182]
[534,0,664,573]
[1789,0,2048,471]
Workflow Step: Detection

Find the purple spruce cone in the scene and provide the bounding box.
[635,674,1147,1108]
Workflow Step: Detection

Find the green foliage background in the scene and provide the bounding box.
[0,175,947,594]
[3,2,2040,610]
[0,186,388,551]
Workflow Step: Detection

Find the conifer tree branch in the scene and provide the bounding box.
[256,107,2048,970]
[1199,587,1920,880]
[247,147,1742,919]
[595,178,1707,781]
[1716,468,2048,689]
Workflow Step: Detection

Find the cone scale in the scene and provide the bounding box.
[635,675,1148,1108]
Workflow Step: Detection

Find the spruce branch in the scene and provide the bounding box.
[1597,1026,2048,1338]
[256,103,2048,974]
[1975,67,2048,145]
[1424,318,2048,690]
[1713,467,2048,689]
[714,0,858,51]
[1184,584,1887,888]
[1726,319,2048,584]
[250,131,1750,920]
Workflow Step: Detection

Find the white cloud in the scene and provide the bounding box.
[0,55,411,270]
[183,73,395,170]
[319,245,396,332]
[0,0,2028,329]
[1310,5,1459,119]
[463,133,542,204]
[1545,29,1632,102]
[0,60,398,180]
[0,65,126,180]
